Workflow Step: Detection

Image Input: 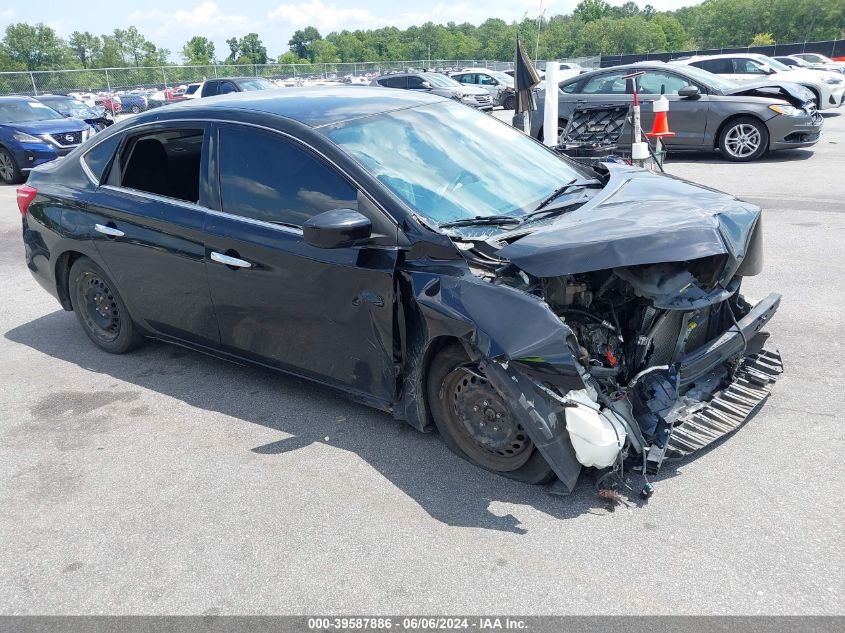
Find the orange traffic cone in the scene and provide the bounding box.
[647,95,675,138]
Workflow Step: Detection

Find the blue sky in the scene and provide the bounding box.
[1,1,698,60]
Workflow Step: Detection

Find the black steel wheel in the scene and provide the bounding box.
[69,257,145,354]
[0,148,23,185]
[503,94,516,110]
[426,342,554,484]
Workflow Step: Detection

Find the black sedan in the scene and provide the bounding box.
[19,88,782,494]
[533,62,821,161]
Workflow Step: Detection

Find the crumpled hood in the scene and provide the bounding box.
[496,165,762,278]
[720,80,814,105]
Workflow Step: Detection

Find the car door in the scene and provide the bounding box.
[202,122,399,403]
[88,122,219,345]
[636,69,710,147]
[558,70,629,122]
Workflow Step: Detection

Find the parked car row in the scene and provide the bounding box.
[532,51,841,162]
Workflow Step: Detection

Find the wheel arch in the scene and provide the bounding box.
[54,250,87,310]
[713,112,769,150]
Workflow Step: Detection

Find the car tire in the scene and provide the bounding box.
[426,342,555,485]
[503,94,516,110]
[0,147,23,185]
[131,105,140,114]
[718,116,768,162]
[69,257,145,354]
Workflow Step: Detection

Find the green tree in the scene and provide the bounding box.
[2,22,71,70]
[181,36,216,65]
[238,33,267,65]
[288,26,322,62]
[68,31,100,68]
[573,0,612,23]
[750,32,775,46]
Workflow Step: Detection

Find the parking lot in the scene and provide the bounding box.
[0,110,843,615]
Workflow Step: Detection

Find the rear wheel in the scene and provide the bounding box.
[718,116,768,162]
[69,257,145,354]
[131,105,140,114]
[0,148,23,185]
[426,343,555,484]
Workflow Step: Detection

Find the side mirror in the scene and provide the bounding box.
[678,85,701,99]
[303,208,372,249]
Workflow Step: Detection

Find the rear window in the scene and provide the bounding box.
[82,134,121,184]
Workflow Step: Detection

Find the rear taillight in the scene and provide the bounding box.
[16,185,37,217]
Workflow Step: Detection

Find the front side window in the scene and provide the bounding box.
[119,129,203,203]
[203,81,219,96]
[220,82,237,94]
[478,74,497,85]
[407,76,427,89]
[324,101,588,226]
[638,71,692,95]
[581,72,628,94]
[732,58,767,74]
[218,126,358,227]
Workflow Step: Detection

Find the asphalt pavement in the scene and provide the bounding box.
[0,110,843,615]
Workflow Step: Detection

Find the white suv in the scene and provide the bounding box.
[674,53,844,109]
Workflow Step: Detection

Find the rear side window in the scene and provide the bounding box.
[119,129,204,203]
[581,72,628,94]
[380,76,406,89]
[218,125,358,227]
[82,134,121,183]
[692,59,731,74]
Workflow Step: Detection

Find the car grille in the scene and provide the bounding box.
[49,131,82,146]
[474,94,492,106]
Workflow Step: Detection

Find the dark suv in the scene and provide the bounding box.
[200,77,276,97]
[371,72,493,111]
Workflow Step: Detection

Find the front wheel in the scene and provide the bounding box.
[426,343,555,484]
[69,257,145,354]
[0,148,23,185]
[131,105,140,114]
[718,116,768,162]
[503,94,516,110]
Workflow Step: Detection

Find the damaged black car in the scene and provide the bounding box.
[20,88,782,494]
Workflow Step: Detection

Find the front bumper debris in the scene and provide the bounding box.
[666,347,783,458]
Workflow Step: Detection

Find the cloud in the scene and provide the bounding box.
[128,2,253,39]
[267,1,375,31]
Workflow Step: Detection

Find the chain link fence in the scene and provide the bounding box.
[0,56,601,99]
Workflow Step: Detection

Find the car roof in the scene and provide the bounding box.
[684,53,767,61]
[0,95,38,103]
[132,86,446,127]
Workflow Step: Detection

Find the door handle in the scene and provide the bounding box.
[94,223,124,238]
[210,251,252,268]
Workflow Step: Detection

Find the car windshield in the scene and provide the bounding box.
[40,98,90,118]
[488,71,514,86]
[237,78,275,91]
[757,56,791,72]
[324,101,591,227]
[423,73,462,88]
[0,100,65,123]
[676,64,737,91]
